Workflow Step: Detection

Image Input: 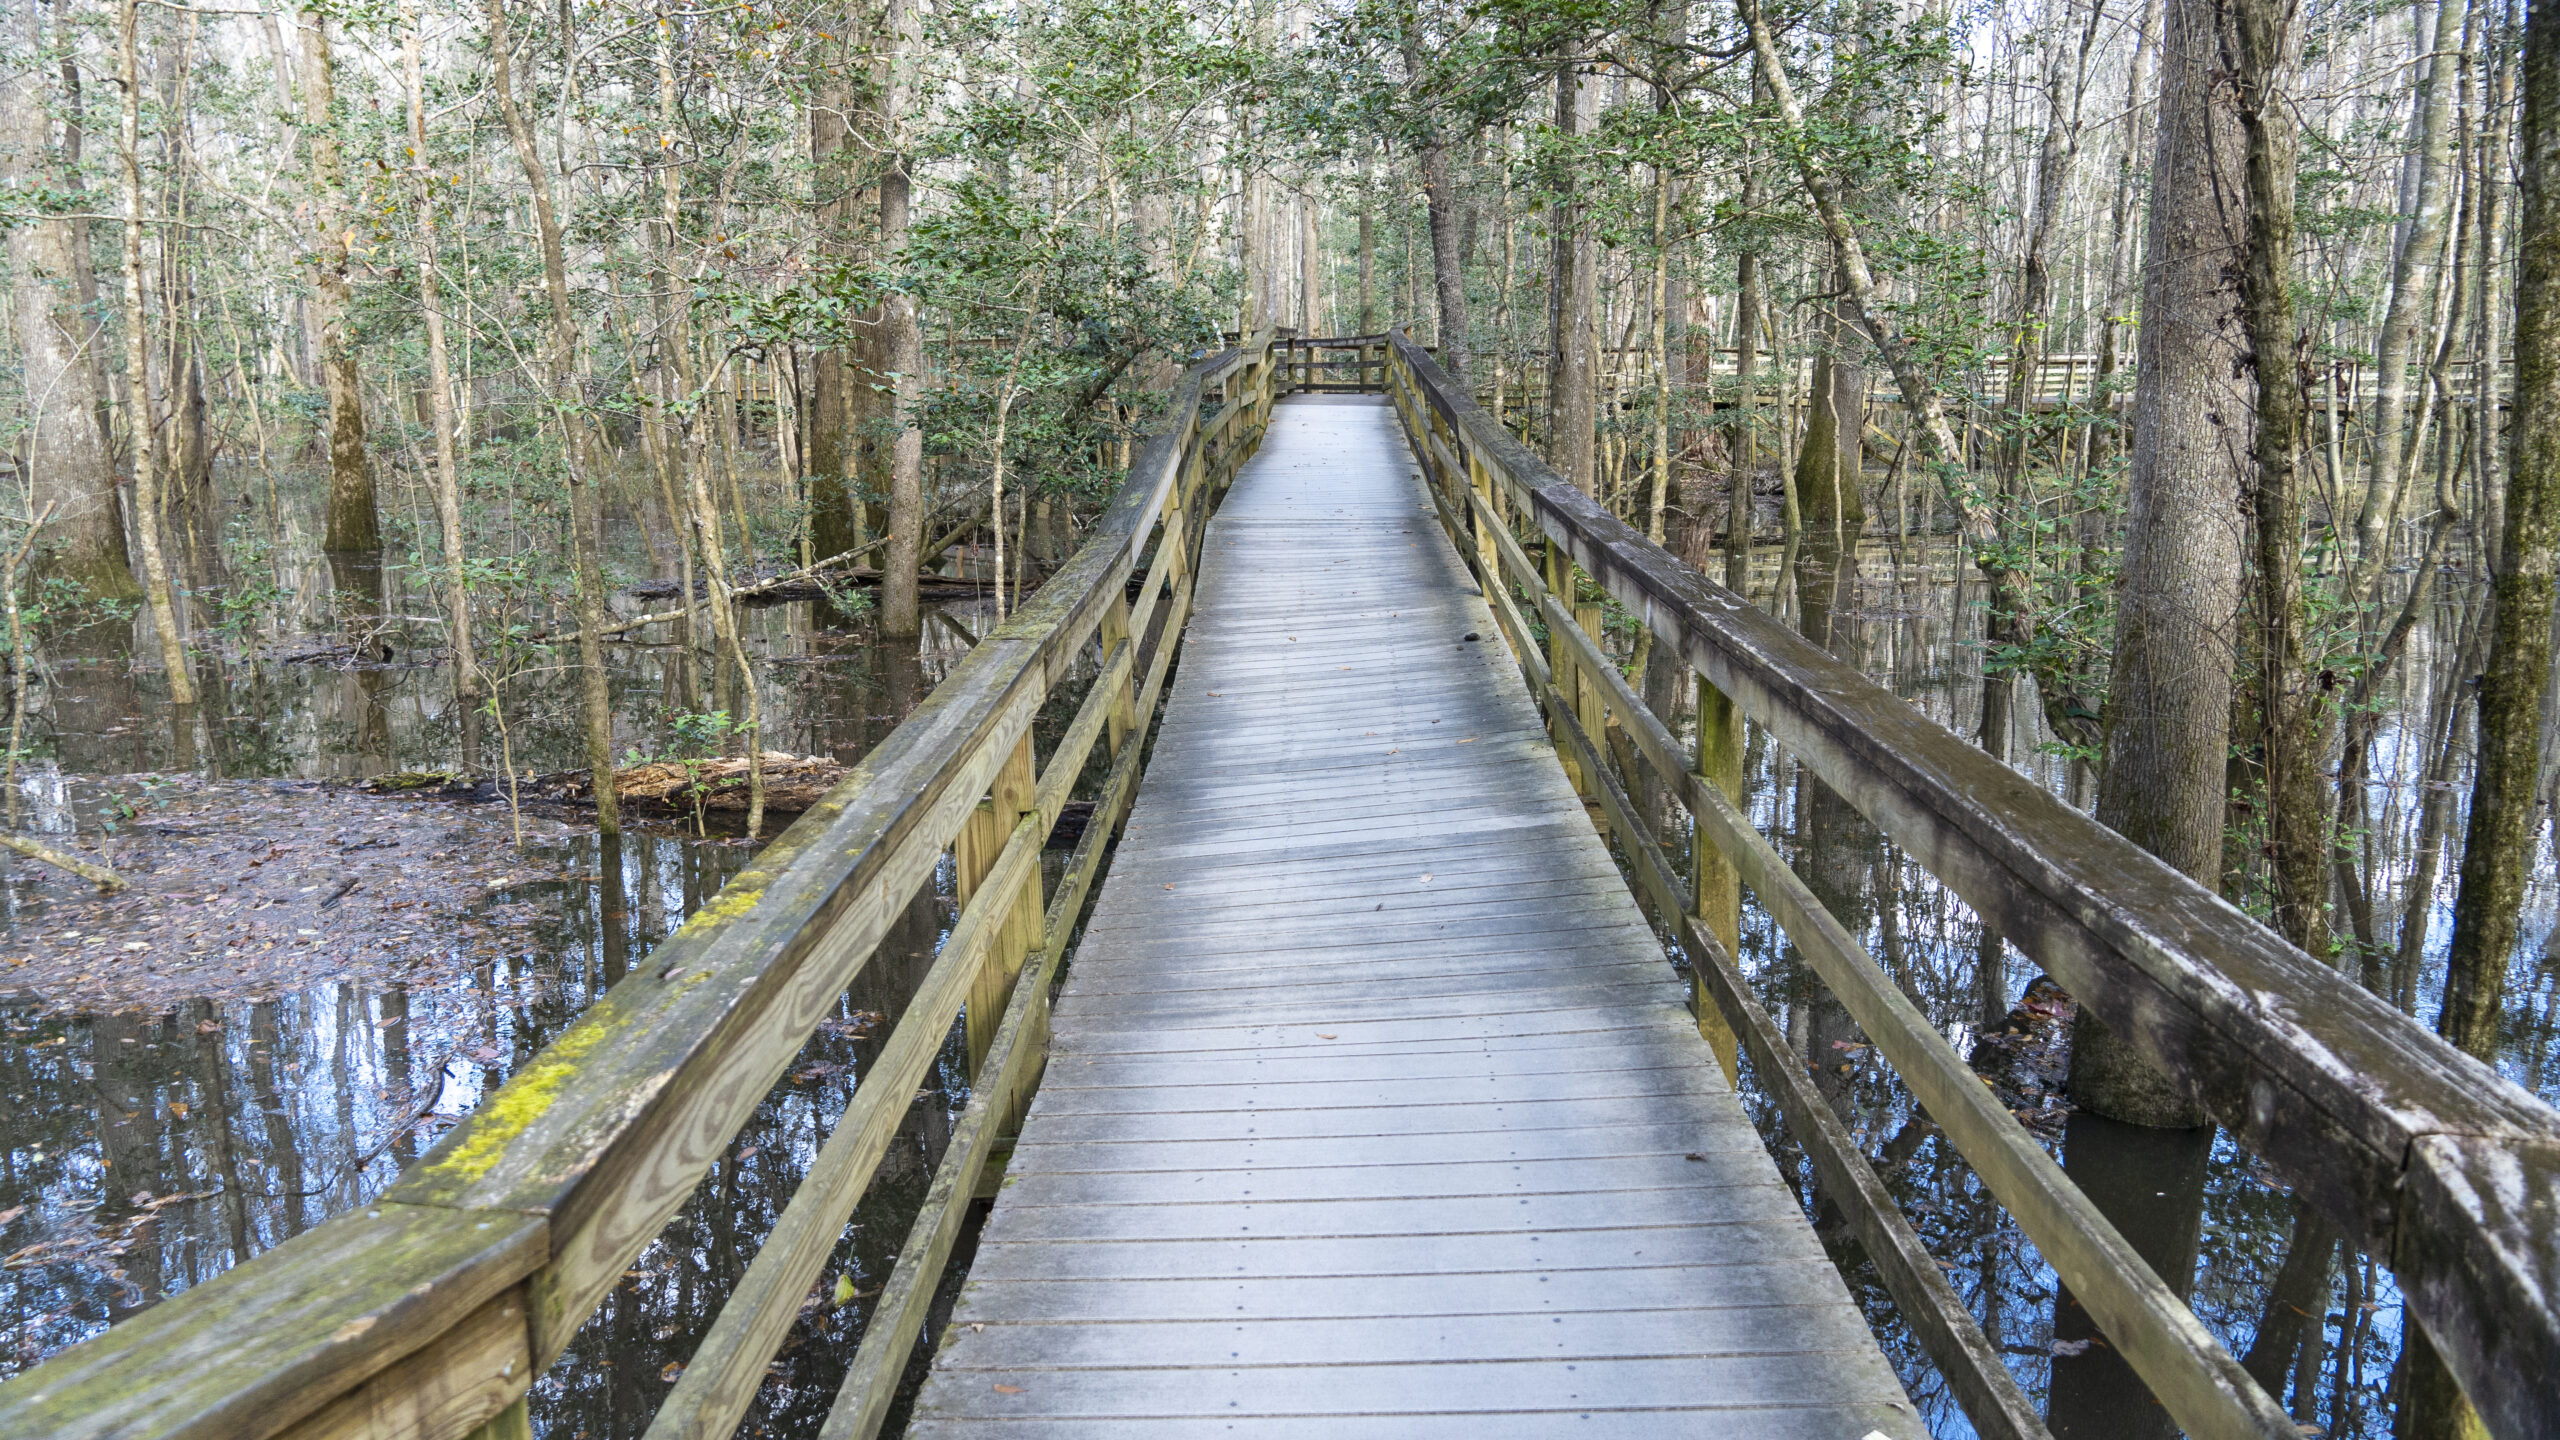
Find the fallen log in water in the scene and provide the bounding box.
[362,752,849,816]
[360,761,1101,843]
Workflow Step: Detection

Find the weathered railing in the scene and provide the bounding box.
[1275,332,1391,394]
[1384,329,2560,1440]
[0,336,1282,1440]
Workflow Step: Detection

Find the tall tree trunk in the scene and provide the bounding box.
[2234,0,2327,959]
[2441,0,2560,1064]
[875,0,926,641]
[2077,0,2250,1122]
[1730,105,1764,589]
[1793,301,1865,551]
[152,36,219,590]
[118,0,193,704]
[302,8,378,554]
[806,70,860,571]
[2,6,135,600]
[2478,30,2517,567]
[2055,24,2250,1418]
[1407,44,1470,382]
[2091,0,2161,475]
[1648,167,1674,548]
[1358,178,1376,332]
[49,21,119,476]
[406,0,476,701]
[1547,61,1597,491]
[2355,0,2472,568]
[488,0,617,835]
[1299,191,1322,333]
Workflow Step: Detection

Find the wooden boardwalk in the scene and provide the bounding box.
[909,396,1921,1437]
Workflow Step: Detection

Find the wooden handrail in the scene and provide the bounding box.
[0,335,1283,1440]
[1383,328,2560,1440]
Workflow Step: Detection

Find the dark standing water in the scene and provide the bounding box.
[1623,536,2558,1438]
[1,520,2550,1438]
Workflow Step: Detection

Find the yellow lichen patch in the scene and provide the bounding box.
[427,1014,618,1183]
[673,881,768,937]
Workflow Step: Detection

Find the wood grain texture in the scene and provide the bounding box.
[0,1203,543,1440]
[908,397,1921,1437]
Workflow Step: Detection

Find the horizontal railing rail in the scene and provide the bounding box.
[1274,333,1393,394]
[1384,329,2560,1440]
[0,336,1283,1440]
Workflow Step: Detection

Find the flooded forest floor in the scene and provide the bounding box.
[0,478,2553,1439]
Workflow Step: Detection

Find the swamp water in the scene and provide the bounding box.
[0,532,2550,1439]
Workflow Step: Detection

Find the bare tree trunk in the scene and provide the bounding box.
[1730,247,1760,583]
[1,6,135,599]
[2091,0,2160,475]
[2000,0,2105,483]
[2355,0,2472,568]
[117,0,193,704]
[876,0,926,642]
[2442,0,2560,1063]
[806,69,861,571]
[406,0,476,701]
[2078,0,2252,1128]
[301,7,378,554]
[2234,0,2327,959]
[488,0,617,835]
[1547,61,1597,491]
[1358,177,1376,332]
[1648,169,1673,548]
[2478,32,2517,568]
[1299,191,1322,334]
[1407,49,1471,382]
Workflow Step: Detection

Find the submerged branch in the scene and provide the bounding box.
[0,834,128,891]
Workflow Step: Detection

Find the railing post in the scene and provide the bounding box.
[1466,451,1513,664]
[1099,596,1137,754]
[1691,673,1745,1084]
[959,733,1040,1074]
[1544,540,1587,797]
[1573,599,1608,819]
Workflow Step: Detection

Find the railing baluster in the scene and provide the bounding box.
[1690,672,1746,1083]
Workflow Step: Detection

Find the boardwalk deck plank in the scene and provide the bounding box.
[909,396,1919,1438]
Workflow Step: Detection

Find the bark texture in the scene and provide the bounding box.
[2355,0,2471,567]
[1546,62,1597,492]
[2440,0,2560,1062]
[1411,77,1470,382]
[873,0,926,641]
[303,11,380,554]
[2233,0,2327,959]
[2081,0,2251,1128]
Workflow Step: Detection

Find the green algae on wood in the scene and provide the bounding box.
[426,1015,621,1184]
